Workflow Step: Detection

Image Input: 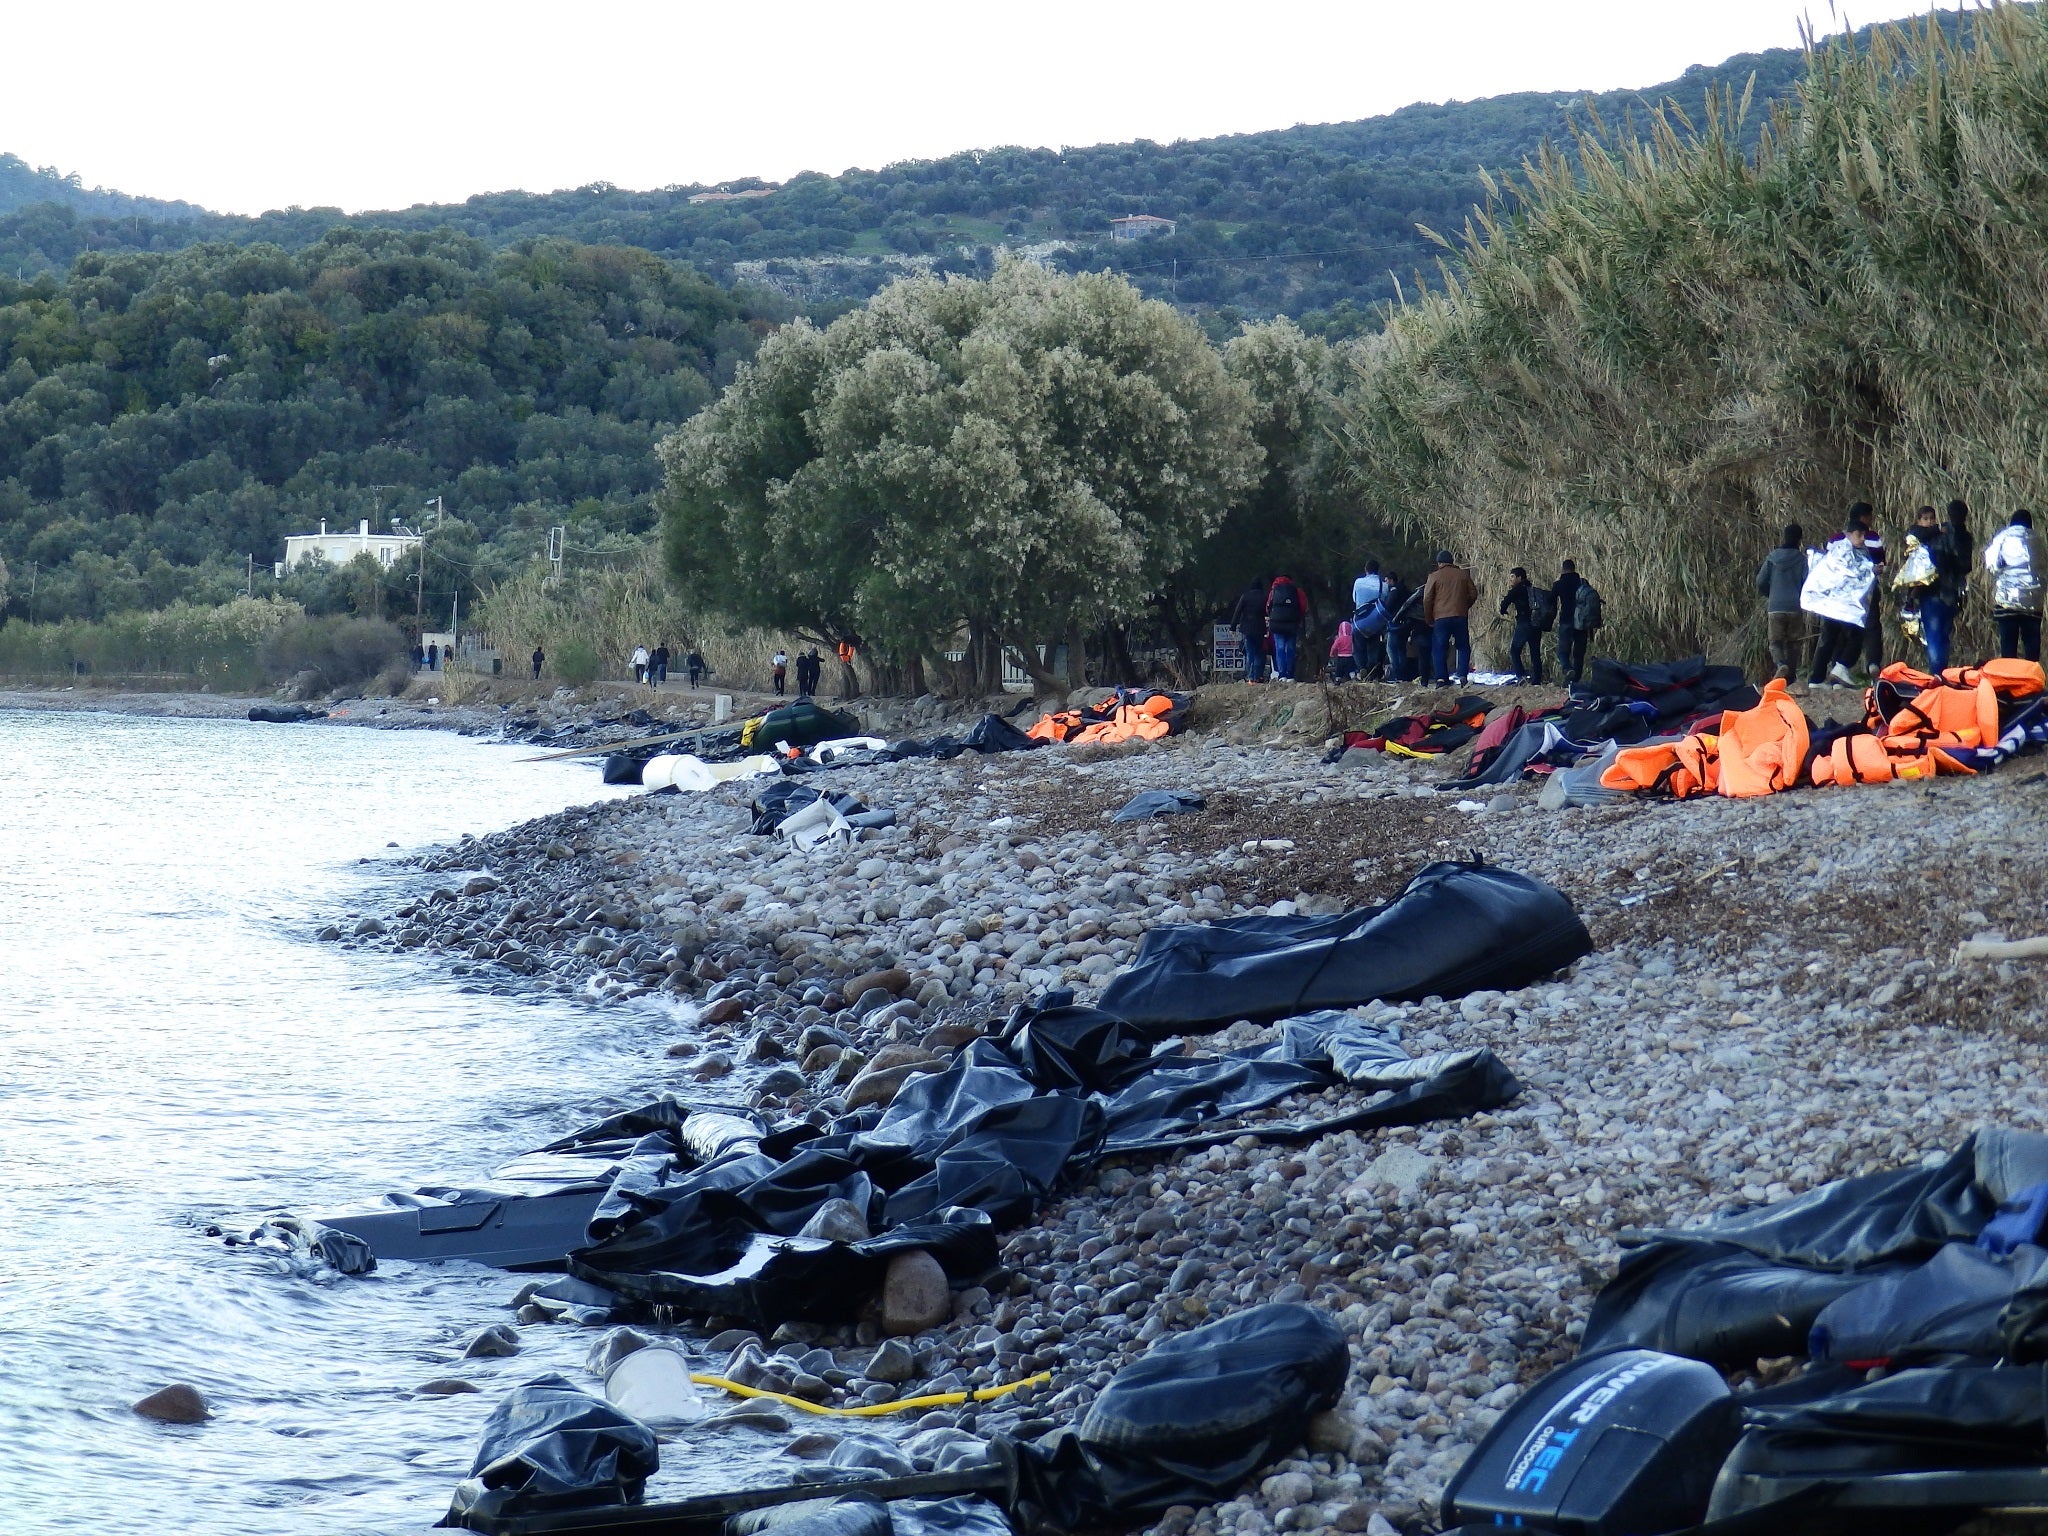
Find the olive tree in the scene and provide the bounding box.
[660,258,1259,692]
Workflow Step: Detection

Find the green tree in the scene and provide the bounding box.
[660,260,1259,691]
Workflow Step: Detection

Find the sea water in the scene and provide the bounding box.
[0,708,670,1534]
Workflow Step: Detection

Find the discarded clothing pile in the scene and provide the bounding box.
[748,782,898,850]
[304,862,1585,1336]
[1601,660,2048,801]
[1109,789,1204,823]
[1326,695,1493,759]
[1026,689,1192,745]
[1565,656,1761,744]
[1445,1128,2048,1534]
[886,712,1046,760]
[442,1303,1347,1535]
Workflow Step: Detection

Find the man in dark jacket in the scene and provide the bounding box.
[1388,575,1428,683]
[1755,524,1807,681]
[1265,574,1307,682]
[1500,567,1542,683]
[1550,560,1587,685]
[1923,500,1973,670]
[1230,578,1269,682]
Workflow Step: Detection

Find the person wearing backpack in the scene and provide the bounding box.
[1550,559,1587,685]
[1387,574,1427,682]
[1755,523,1807,682]
[1230,577,1269,683]
[1986,508,2047,662]
[1351,559,1391,679]
[1499,567,1543,684]
[1265,573,1307,682]
[1421,550,1479,686]
[1572,577,1605,674]
[1920,500,1973,671]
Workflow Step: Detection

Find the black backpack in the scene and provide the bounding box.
[1267,579,1302,625]
[1529,587,1558,633]
[1575,583,1604,633]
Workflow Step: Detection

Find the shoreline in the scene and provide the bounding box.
[314,688,2048,1534]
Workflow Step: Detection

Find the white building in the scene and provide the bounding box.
[282,519,420,571]
[1110,215,1177,241]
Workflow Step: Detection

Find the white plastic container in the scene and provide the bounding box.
[604,1344,708,1428]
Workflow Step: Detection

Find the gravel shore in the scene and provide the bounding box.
[324,682,2048,1534]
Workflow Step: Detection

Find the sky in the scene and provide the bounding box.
[6,0,1951,216]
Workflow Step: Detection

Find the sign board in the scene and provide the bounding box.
[1212,623,1245,675]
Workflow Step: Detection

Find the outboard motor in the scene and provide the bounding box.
[1441,1348,1741,1535]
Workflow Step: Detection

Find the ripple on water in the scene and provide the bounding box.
[0,710,660,1535]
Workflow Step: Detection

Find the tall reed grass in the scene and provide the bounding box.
[477,555,785,692]
[1336,5,2048,665]
[0,598,299,689]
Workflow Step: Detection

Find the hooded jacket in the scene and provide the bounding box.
[1756,546,1807,614]
[1986,523,2047,615]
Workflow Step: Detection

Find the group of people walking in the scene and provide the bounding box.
[1237,556,1603,688]
[771,647,826,697]
[623,642,707,688]
[1758,499,2045,683]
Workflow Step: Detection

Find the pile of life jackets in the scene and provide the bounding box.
[1027,689,1191,745]
[1329,696,1494,759]
[1601,661,2047,800]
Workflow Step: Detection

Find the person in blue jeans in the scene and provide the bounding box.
[1265,573,1307,681]
[1920,500,1973,671]
[1229,578,1268,682]
[1422,551,1478,686]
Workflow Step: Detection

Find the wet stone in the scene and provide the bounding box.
[463,1324,521,1358]
[133,1384,210,1423]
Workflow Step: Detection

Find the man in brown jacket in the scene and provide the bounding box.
[1422,549,1479,686]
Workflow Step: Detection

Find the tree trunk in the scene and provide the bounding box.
[1104,623,1138,685]
[1002,629,1066,700]
[1064,616,1089,689]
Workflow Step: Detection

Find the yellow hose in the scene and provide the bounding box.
[690,1369,1051,1418]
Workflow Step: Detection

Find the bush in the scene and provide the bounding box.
[551,640,600,686]
[259,617,408,696]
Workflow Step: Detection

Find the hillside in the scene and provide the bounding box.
[0,31,1860,329]
[0,152,205,226]
[0,230,778,626]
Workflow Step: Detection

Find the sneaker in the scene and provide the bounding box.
[1827,663,1856,687]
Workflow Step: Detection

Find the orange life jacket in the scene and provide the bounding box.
[1884,677,1999,751]
[1072,698,1174,744]
[1715,678,1811,798]
[1027,710,1084,743]
[1809,732,1897,787]
[1601,735,1719,799]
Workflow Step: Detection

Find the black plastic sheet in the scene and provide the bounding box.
[1588,1131,2048,1366]
[440,1374,659,1526]
[1098,861,1592,1033]
[1002,1304,1348,1531]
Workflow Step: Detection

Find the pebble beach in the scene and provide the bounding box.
[318,682,2048,1534]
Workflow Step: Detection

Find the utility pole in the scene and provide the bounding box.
[547,526,565,584]
[25,560,36,623]
[245,553,253,596]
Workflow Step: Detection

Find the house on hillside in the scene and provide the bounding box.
[688,188,776,204]
[282,519,419,571]
[1110,214,1176,241]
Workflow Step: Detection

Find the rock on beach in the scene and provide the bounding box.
[332,683,2048,1534]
